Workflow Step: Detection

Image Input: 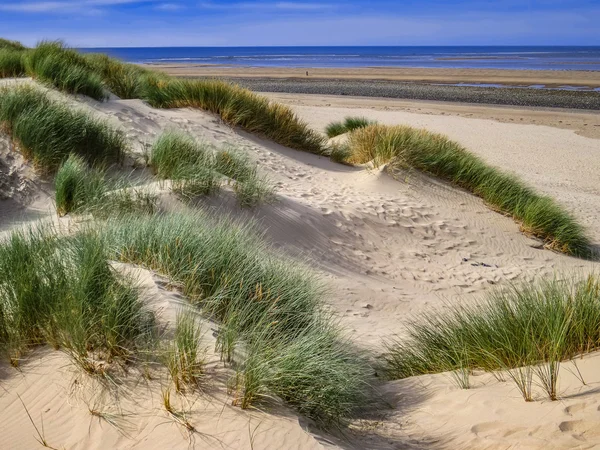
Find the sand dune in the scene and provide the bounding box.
[1,81,600,449]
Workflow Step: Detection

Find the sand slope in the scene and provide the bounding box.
[1,81,600,448]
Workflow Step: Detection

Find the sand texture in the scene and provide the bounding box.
[1,79,600,449]
[149,65,600,88]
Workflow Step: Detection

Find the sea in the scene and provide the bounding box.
[79,46,600,71]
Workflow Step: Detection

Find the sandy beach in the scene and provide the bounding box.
[150,65,600,88]
[2,31,600,449]
[2,72,600,448]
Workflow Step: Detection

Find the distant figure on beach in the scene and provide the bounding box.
[306,71,309,76]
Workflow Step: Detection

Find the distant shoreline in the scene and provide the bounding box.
[144,65,600,110]
[146,65,600,88]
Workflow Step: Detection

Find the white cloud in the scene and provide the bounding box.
[154,2,183,10]
[198,1,336,11]
[0,0,162,13]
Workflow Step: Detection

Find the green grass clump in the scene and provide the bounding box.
[142,77,326,154]
[0,49,26,78]
[0,226,154,370]
[24,41,106,101]
[55,154,156,217]
[0,38,27,51]
[345,125,591,257]
[102,212,372,425]
[325,116,376,138]
[151,131,273,206]
[165,310,205,393]
[84,53,149,99]
[0,85,126,171]
[385,275,600,400]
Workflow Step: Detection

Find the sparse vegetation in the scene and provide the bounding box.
[25,41,107,101]
[143,77,326,154]
[84,53,149,99]
[325,116,377,138]
[165,310,205,393]
[55,154,156,216]
[343,124,591,257]
[0,85,126,171]
[103,212,372,425]
[150,131,273,206]
[385,275,600,400]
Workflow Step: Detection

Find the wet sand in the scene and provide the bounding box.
[148,65,600,88]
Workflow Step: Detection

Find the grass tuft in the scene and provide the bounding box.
[25,41,106,101]
[142,78,326,154]
[385,275,600,400]
[344,124,591,257]
[0,225,155,370]
[325,116,377,138]
[0,49,26,78]
[55,154,156,216]
[84,53,149,99]
[0,38,27,51]
[102,212,372,425]
[151,131,273,206]
[165,310,205,393]
[0,85,126,172]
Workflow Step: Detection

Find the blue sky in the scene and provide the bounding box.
[0,0,598,47]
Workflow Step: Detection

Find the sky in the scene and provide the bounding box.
[0,0,598,47]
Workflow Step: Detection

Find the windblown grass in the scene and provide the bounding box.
[55,154,156,216]
[325,116,377,138]
[142,77,326,154]
[0,225,155,371]
[102,212,372,425]
[0,85,126,171]
[385,275,600,400]
[150,131,273,206]
[84,53,149,99]
[0,49,26,78]
[165,310,205,393]
[25,41,106,101]
[0,38,27,51]
[344,124,591,257]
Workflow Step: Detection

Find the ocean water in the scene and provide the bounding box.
[79,46,600,71]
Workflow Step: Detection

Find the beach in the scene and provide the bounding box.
[2,40,600,449]
[149,65,600,110]
[151,65,600,87]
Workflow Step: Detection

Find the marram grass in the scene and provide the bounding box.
[25,41,107,101]
[385,275,600,401]
[0,85,126,171]
[0,225,155,371]
[0,49,26,78]
[55,154,156,217]
[151,131,273,206]
[142,77,326,154]
[343,124,591,257]
[102,211,372,425]
[325,116,377,138]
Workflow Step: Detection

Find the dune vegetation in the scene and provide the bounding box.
[2,39,325,154]
[142,76,326,154]
[102,212,372,425]
[24,41,107,100]
[0,85,125,172]
[0,225,155,372]
[0,48,26,78]
[385,275,600,401]
[337,124,591,257]
[55,154,156,217]
[325,116,377,138]
[150,131,274,206]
